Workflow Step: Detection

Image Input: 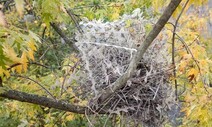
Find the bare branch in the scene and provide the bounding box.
[28,62,49,69]
[172,0,189,101]
[175,34,201,72]
[50,22,73,44]
[65,8,83,33]
[11,74,56,100]
[0,90,86,114]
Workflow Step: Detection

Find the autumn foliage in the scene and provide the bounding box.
[0,0,212,126]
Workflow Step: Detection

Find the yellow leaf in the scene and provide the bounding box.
[187,68,198,76]
[15,65,22,74]
[3,44,20,63]
[191,45,206,58]
[199,60,209,72]
[172,4,182,18]
[3,69,10,78]
[0,67,9,78]
[190,0,208,6]
[111,12,119,20]
[187,68,199,82]
[125,19,132,27]
[183,54,192,60]
[0,66,4,77]
[184,94,195,102]
[110,7,120,20]
[178,61,187,72]
[130,0,136,5]
[21,51,28,72]
[27,49,35,61]
[14,0,25,16]
[70,54,79,63]
[200,95,208,103]
[66,113,74,121]
[28,41,37,51]
[152,0,167,12]
[186,105,196,117]
[178,50,187,58]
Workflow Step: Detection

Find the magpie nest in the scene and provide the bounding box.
[98,60,173,127]
[71,9,175,127]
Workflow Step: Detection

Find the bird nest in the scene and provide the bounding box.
[70,9,175,126]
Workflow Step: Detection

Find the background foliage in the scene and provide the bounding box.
[0,0,212,126]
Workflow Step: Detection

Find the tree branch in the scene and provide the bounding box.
[97,0,182,103]
[65,8,83,33]
[50,22,78,52]
[50,22,73,44]
[0,90,87,114]
[172,0,189,101]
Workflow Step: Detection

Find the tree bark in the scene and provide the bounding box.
[0,90,86,114]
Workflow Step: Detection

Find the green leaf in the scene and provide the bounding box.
[29,31,41,43]
[0,87,7,94]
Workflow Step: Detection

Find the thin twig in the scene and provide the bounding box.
[171,0,189,100]
[7,63,22,70]
[28,62,49,69]
[66,8,83,33]
[60,58,81,96]
[152,77,162,100]
[85,109,95,127]
[39,46,50,60]
[175,34,209,93]
[175,36,199,52]
[11,74,56,100]
[53,111,66,126]
[42,26,47,40]
[175,34,201,72]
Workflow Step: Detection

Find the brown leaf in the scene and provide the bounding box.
[188,74,195,82]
